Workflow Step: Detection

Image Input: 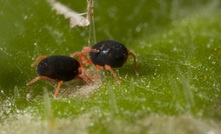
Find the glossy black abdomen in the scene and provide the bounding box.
[89,40,128,68]
[37,56,80,81]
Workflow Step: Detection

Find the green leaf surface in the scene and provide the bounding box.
[0,0,221,133]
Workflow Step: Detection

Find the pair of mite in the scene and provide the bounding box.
[26,40,139,97]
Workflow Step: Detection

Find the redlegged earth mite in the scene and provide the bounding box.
[26,55,93,97]
[72,40,138,83]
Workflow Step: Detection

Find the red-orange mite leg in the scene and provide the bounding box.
[78,74,92,85]
[80,54,94,67]
[82,47,99,53]
[71,47,99,67]
[127,49,139,75]
[31,55,47,67]
[26,76,56,85]
[104,65,120,84]
[54,80,63,97]
[78,67,94,84]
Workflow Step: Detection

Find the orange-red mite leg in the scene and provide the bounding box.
[71,52,85,67]
[70,52,82,58]
[104,65,121,84]
[54,80,63,97]
[71,47,99,67]
[31,55,47,67]
[79,67,94,81]
[26,76,56,85]
[127,49,139,75]
[78,74,92,85]
[78,67,94,84]
[77,54,94,68]
[82,47,99,53]
[95,65,103,69]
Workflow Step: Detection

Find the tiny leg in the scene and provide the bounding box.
[26,76,56,85]
[71,47,98,67]
[31,55,47,67]
[104,65,120,84]
[82,47,99,53]
[70,52,82,58]
[127,49,139,75]
[54,80,63,97]
[78,74,92,85]
[79,67,94,81]
[70,47,98,57]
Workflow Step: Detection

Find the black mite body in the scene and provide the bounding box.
[89,40,128,68]
[37,56,80,81]
[27,55,93,97]
[71,40,138,83]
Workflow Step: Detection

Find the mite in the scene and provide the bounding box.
[26,55,93,97]
[72,40,138,83]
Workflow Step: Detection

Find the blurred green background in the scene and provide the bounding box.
[0,0,221,133]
